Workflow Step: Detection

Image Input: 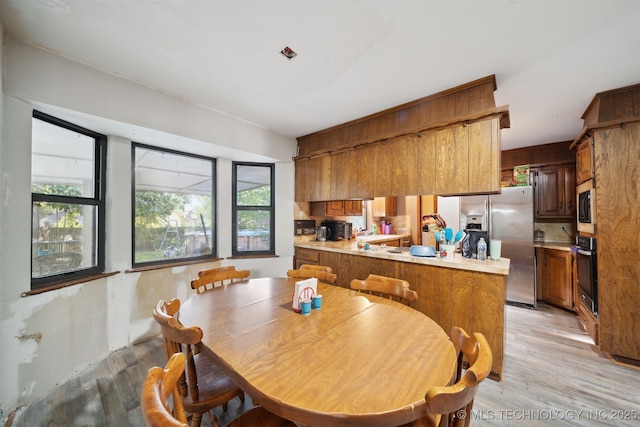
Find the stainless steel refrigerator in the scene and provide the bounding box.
[459,186,536,307]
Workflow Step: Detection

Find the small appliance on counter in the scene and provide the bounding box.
[294,219,316,236]
[320,220,352,241]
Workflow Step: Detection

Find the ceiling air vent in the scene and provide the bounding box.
[280,46,297,60]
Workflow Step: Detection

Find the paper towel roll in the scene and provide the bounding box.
[490,240,502,261]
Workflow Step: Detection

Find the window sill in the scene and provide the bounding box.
[227,254,279,260]
[126,257,224,273]
[22,271,120,297]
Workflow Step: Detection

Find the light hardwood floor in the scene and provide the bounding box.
[9,303,640,426]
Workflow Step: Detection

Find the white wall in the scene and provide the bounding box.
[0,37,297,420]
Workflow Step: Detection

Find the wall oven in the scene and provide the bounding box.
[577,179,596,234]
[576,236,598,315]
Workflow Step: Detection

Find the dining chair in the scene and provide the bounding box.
[417,326,493,427]
[298,264,333,273]
[225,405,297,427]
[349,274,418,305]
[287,265,337,284]
[141,352,189,427]
[191,265,250,294]
[153,299,245,427]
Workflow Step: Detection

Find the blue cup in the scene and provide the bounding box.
[312,294,323,310]
[300,299,312,316]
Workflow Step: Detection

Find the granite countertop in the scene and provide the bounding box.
[294,237,510,276]
[534,242,575,251]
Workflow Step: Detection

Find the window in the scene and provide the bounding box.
[232,163,275,256]
[132,144,216,267]
[348,204,367,232]
[31,111,107,289]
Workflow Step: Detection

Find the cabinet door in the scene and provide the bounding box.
[344,200,363,216]
[468,118,501,193]
[562,164,576,217]
[575,138,594,184]
[534,165,575,218]
[372,197,397,217]
[330,150,354,200]
[434,126,469,195]
[294,158,306,202]
[325,201,345,216]
[306,155,331,202]
[540,249,574,310]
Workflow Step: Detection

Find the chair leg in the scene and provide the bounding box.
[191,412,203,427]
[208,410,222,427]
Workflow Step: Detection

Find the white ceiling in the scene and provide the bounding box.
[2,0,639,151]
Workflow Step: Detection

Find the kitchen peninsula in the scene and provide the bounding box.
[294,236,510,380]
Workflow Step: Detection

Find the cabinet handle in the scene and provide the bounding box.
[559,201,563,209]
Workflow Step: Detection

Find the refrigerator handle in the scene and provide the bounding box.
[486,198,491,238]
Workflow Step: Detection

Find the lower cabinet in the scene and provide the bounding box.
[294,247,506,380]
[537,248,574,311]
[576,297,599,345]
[294,248,320,269]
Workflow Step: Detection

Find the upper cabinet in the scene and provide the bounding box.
[533,164,576,219]
[294,76,510,202]
[324,200,363,216]
[575,138,594,184]
[372,197,397,217]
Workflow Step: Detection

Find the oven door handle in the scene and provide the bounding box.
[577,249,593,256]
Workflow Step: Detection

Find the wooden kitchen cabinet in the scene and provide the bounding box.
[325,201,346,216]
[575,137,594,184]
[292,246,506,380]
[533,164,576,218]
[294,116,504,201]
[295,155,331,202]
[538,248,574,311]
[372,197,397,217]
[324,200,362,216]
[294,247,320,268]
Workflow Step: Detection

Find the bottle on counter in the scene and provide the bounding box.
[372,224,377,235]
[477,237,487,261]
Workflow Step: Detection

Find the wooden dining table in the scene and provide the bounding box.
[178,277,457,427]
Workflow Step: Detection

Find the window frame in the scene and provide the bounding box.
[31,111,107,290]
[232,162,275,257]
[131,143,217,268]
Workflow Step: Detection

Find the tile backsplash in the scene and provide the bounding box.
[534,222,575,243]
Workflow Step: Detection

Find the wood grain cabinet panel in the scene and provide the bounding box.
[413,133,437,195]
[538,248,574,311]
[329,150,351,201]
[372,197,397,217]
[344,200,362,216]
[575,138,594,184]
[594,122,640,362]
[468,118,501,193]
[533,164,576,218]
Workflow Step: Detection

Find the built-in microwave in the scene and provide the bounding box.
[577,179,596,234]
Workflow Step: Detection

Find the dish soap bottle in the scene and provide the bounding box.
[477,237,487,261]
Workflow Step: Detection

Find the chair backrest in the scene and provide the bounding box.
[141,352,189,427]
[299,264,333,273]
[153,299,204,401]
[191,266,250,294]
[287,267,337,284]
[424,327,493,427]
[349,274,418,305]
